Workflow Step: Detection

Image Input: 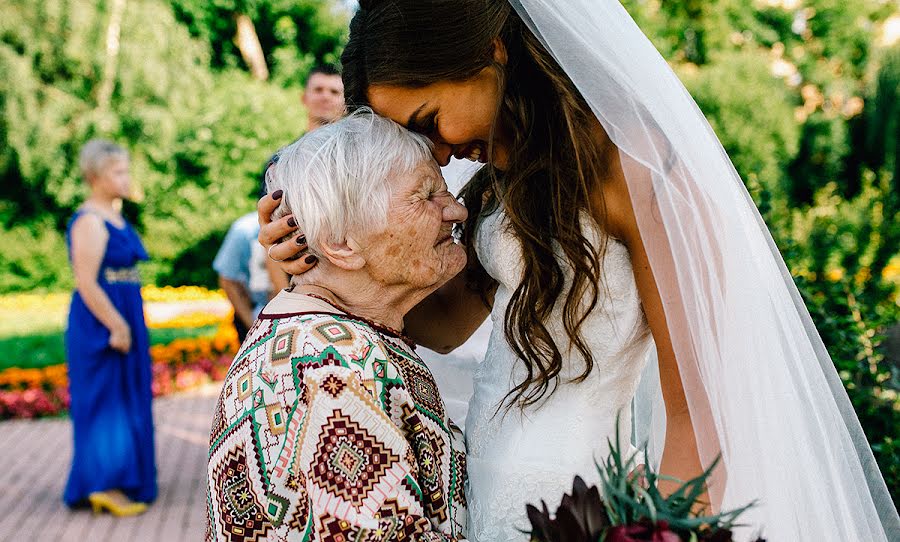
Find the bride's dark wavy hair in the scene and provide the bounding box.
[343,0,611,409]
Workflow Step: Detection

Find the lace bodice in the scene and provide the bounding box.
[464,210,653,541]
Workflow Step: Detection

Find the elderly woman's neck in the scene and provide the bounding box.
[291,270,426,331]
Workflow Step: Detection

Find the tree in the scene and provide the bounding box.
[169,0,349,85]
[97,0,128,109]
[0,0,306,291]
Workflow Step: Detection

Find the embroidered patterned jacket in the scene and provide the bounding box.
[207,294,468,542]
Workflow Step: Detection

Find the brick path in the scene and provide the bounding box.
[0,385,220,542]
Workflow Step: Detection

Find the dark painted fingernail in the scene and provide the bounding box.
[272,190,283,200]
[304,255,317,265]
[295,235,306,245]
[287,216,297,228]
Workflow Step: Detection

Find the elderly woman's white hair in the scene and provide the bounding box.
[267,109,434,256]
[79,139,128,181]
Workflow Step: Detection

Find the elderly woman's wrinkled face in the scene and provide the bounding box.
[355,161,468,289]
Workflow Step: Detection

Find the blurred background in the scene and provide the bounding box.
[0,0,897,503]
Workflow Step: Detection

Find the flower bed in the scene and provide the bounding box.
[148,324,240,397]
[147,310,231,330]
[141,285,227,303]
[0,323,240,420]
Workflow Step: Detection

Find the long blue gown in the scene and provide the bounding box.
[63,210,157,506]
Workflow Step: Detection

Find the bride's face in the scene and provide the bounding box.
[367,66,510,170]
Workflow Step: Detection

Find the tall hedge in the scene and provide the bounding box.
[0,0,344,291]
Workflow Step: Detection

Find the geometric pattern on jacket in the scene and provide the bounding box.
[206,310,468,542]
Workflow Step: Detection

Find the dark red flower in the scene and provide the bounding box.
[526,476,610,542]
[606,520,682,542]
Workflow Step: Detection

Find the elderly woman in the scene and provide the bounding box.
[206,112,469,541]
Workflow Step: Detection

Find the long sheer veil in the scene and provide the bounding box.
[508,1,898,540]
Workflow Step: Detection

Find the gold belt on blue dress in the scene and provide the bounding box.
[104,266,141,284]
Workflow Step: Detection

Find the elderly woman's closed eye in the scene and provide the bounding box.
[206,111,470,542]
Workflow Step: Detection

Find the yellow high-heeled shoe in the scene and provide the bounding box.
[87,491,148,517]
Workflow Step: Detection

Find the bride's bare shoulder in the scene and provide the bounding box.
[589,148,645,245]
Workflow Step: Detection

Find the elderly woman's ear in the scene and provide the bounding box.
[316,237,367,271]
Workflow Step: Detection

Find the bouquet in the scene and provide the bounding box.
[526,428,765,542]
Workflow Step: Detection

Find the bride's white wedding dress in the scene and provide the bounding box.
[465,209,654,541]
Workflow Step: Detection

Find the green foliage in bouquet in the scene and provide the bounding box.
[527,426,764,542]
[596,449,749,534]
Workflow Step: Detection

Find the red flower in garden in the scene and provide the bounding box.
[54,386,71,409]
[1,324,239,419]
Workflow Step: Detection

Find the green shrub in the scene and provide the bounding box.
[0,0,313,292]
[680,49,800,205]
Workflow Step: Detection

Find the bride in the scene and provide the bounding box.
[258,0,899,540]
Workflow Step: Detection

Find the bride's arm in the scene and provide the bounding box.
[597,162,706,500]
[404,260,495,353]
[619,215,705,498]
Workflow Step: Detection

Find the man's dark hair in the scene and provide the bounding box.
[304,64,341,86]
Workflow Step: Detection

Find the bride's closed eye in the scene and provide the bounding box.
[422,117,438,137]
[410,112,439,138]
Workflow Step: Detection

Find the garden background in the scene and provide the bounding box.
[0,0,897,501]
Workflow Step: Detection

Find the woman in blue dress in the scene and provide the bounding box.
[63,139,156,516]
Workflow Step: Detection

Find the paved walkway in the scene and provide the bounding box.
[0,385,220,542]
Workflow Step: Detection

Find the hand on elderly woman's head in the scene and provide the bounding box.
[261,110,468,292]
[257,190,318,275]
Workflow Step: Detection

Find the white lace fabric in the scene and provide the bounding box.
[464,210,652,541]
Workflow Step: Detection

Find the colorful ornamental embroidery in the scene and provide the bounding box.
[312,410,400,509]
[270,328,297,365]
[209,440,271,542]
[313,322,355,345]
[265,403,287,435]
[207,312,467,541]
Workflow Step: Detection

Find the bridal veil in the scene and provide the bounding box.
[508,0,898,539]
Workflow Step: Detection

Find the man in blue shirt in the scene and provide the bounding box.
[216,65,346,341]
[212,213,271,341]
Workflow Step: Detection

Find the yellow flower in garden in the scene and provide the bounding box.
[885,261,900,282]
[22,369,43,386]
[147,311,229,329]
[168,339,188,352]
[0,292,70,312]
[150,344,167,361]
[141,285,227,303]
[855,267,873,284]
[43,365,68,388]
